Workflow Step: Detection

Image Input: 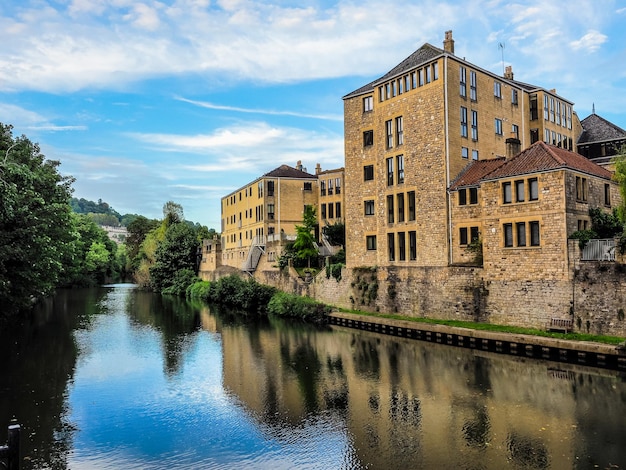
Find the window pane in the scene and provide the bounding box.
[388,233,395,261]
[503,182,512,203]
[460,227,468,245]
[529,178,538,200]
[515,180,525,202]
[530,221,540,246]
[504,224,513,247]
[516,222,526,247]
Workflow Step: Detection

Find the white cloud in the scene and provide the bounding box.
[570,30,608,52]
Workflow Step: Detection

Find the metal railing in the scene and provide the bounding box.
[581,239,615,261]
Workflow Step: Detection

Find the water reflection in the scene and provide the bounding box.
[0,286,624,469]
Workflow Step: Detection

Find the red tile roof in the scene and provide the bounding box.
[449,157,506,190]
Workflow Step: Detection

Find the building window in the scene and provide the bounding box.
[258,181,263,197]
[388,233,395,261]
[409,231,416,260]
[398,232,406,261]
[328,178,333,195]
[335,202,341,218]
[495,118,503,135]
[471,226,479,243]
[385,83,391,99]
[320,203,326,219]
[398,79,403,94]
[529,178,539,201]
[460,227,468,245]
[515,180,525,202]
[472,149,479,161]
[366,235,377,251]
[462,147,469,159]
[335,178,341,194]
[512,124,519,139]
[408,191,416,221]
[470,71,477,101]
[460,66,467,97]
[461,106,468,137]
[494,81,502,98]
[363,96,373,112]
[267,180,275,196]
[512,89,518,105]
[530,128,539,143]
[576,176,588,202]
[471,110,478,140]
[392,81,397,97]
[459,189,467,206]
[433,62,439,80]
[387,195,394,223]
[516,222,526,247]
[397,193,405,223]
[530,221,540,246]
[503,182,512,204]
[530,94,538,120]
[303,182,312,191]
[605,183,611,206]
[328,202,334,219]
[550,97,555,122]
[418,69,424,86]
[386,120,393,148]
[363,130,374,147]
[396,155,404,184]
[426,65,432,83]
[544,95,549,121]
[469,187,478,205]
[504,223,513,247]
[364,165,374,181]
[364,200,375,216]
[387,157,394,186]
[320,180,326,196]
[396,116,404,146]
[267,203,275,220]
[556,101,561,126]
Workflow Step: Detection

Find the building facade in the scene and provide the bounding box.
[343,30,581,270]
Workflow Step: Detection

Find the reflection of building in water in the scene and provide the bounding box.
[214,315,625,468]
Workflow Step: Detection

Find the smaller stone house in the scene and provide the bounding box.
[450,141,620,283]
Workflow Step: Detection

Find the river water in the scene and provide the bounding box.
[0,284,625,469]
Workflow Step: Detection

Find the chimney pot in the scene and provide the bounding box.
[443,30,455,54]
[504,65,514,80]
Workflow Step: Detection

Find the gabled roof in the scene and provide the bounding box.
[578,113,626,144]
[263,164,317,179]
[449,158,506,190]
[483,141,613,181]
[450,142,613,190]
[343,43,443,99]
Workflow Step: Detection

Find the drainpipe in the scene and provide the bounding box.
[444,54,453,265]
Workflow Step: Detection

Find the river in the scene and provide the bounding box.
[0,284,625,469]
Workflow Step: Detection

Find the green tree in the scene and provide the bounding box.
[322,221,345,247]
[0,123,75,316]
[613,149,626,222]
[293,205,319,268]
[126,215,160,271]
[163,200,184,226]
[149,222,199,293]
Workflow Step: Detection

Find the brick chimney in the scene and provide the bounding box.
[443,30,454,54]
[506,132,521,159]
[315,163,321,175]
[296,160,303,171]
[504,65,514,80]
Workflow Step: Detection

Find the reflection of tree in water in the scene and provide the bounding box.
[352,336,380,380]
[506,432,549,469]
[462,405,491,450]
[0,288,108,470]
[126,291,201,376]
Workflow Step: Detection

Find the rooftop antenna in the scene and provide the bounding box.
[592,103,596,114]
[498,42,505,75]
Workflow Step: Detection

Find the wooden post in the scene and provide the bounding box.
[8,422,19,470]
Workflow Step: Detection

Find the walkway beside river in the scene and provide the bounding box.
[328,311,626,371]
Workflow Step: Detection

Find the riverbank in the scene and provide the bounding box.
[328,311,626,371]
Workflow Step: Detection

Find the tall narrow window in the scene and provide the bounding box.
[530,94,538,120]
[396,155,404,184]
[433,62,439,80]
[398,232,406,261]
[327,178,333,195]
[320,180,326,196]
[471,110,478,140]
[363,130,373,147]
[267,203,275,220]
[335,202,341,218]
[512,89,518,105]
[460,227,468,245]
[388,233,395,261]
[363,96,373,112]
[426,65,432,83]
[460,66,467,97]
[605,183,611,206]
[502,182,512,204]
[328,203,334,219]
[544,95,549,120]
[576,176,588,202]
[529,178,539,201]
[530,221,540,246]
[397,193,405,223]
[364,165,374,181]
[267,180,275,196]
[418,69,424,86]
[472,149,479,161]
[408,191,416,221]
[462,147,469,159]
[515,180,525,202]
[470,226,480,243]
[387,195,394,223]
[469,187,478,205]
[395,116,404,145]
[320,204,326,219]
[386,120,393,148]
[512,124,519,139]
[409,231,416,260]
[387,158,394,186]
[504,223,513,247]
[516,222,526,247]
[461,106,468,137]
[470,71,477,100]
[459,189,467,206]
[494,81,502,98]
[495,118,503,135]
[335,178,341,194]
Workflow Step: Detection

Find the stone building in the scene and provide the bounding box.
[577,111,626,167]
[342,30,581,269]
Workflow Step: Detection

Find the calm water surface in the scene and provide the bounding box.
[1,284,625,469]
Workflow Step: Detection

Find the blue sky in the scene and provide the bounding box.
[2,0,625,230]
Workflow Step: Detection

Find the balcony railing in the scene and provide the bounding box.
[582,239,615,261]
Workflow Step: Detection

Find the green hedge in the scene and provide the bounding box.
[267,291,330,322]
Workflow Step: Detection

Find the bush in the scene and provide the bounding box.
[162,269,199,296]
[187,280,212,302]
[204,275,276,316]
[267,291,330,322]
[569,229,598,249]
